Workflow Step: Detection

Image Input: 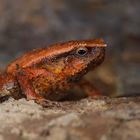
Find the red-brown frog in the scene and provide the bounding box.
[0,39,107,106]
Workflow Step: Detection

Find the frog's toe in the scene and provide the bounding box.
[35,98,61,108]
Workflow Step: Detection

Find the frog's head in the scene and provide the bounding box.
[43,39,107,81]
[63,39,107,80]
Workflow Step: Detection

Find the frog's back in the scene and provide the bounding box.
[6,42,75,74]
[6,39,106,74]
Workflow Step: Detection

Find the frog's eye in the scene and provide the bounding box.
[76,47,88,56]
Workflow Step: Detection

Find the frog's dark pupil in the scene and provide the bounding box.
[78,49,86,55]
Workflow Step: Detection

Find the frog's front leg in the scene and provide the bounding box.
[16,68,62,107]
[78,79,102,97]
[16,68,44,100]
[16,68,57,105]
[16,68,50,100]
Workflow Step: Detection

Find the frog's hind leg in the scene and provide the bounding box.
[0,73,21,101]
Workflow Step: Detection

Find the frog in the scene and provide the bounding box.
[0,39,107,106]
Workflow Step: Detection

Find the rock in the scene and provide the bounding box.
[0,97,140,140]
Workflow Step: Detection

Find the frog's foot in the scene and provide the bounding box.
[35,98,61,108]
[78,79,103,97]
[86,89,102,97]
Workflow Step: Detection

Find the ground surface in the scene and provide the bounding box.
[0,97,140,140]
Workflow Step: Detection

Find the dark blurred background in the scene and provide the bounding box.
[0,0,139,96]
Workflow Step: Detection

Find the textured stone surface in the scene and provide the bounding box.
[0,97,140,140]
